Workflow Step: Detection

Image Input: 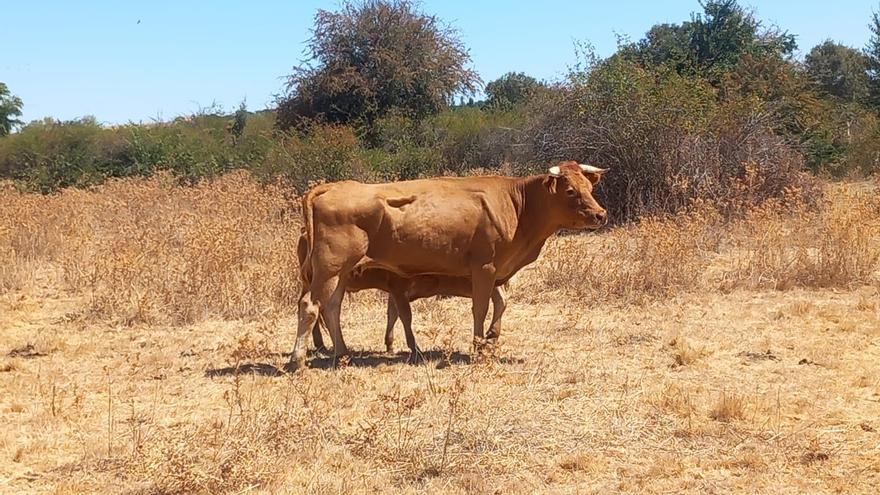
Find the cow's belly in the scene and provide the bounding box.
[365,237,473,277]
[363,198,487,276]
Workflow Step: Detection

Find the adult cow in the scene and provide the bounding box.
[293,160,607,369]
[297,227,508,358]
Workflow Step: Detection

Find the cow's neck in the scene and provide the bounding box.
[513,175,566,243]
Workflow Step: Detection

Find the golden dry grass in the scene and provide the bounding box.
[1,174,879,494]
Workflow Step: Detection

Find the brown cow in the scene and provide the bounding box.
[293,160,607,368]
[297,231,507,358]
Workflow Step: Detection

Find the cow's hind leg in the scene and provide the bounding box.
[384,294,398,353]
[291,291,320,370]
[291,275,346,369]
[485,285,507,345]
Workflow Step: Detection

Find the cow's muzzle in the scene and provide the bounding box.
[580,209,608,229]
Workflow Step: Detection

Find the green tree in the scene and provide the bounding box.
[866,6,880,107]
[484,72,543,110]
[805,41,869,103]
[0,83,24,137]
[620,0,796,82]
[228,100,248,146]
[276,0,479,133]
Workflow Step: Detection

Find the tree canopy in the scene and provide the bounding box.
[484,72,544,110]
[0,83,24,137]
[805,41,869,103]
[620,0,796,82]
[276,0,479,132]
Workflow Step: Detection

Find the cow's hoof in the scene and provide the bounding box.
[288,358,307,372]
[406,350,423,364]
[314,346,331,356]
[473,341,498,363]
[385,344,394,354]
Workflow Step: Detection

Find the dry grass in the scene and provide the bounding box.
[720,188,880,290]
[1,175,880,494]
[0,172,301,324]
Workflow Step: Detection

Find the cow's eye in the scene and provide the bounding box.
[565,188,577,197]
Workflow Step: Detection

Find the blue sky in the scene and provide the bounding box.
[4,1,876,124]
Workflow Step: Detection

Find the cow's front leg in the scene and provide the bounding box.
[470,263,496,355]
[486,284,507,345]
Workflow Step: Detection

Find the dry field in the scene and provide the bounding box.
[1,173,880,494]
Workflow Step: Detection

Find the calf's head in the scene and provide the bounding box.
[544,160,608,230]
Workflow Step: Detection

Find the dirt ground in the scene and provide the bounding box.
[2,272,879,494]
[1,176,879,494]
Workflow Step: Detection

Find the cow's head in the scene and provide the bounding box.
[544,160,608,229]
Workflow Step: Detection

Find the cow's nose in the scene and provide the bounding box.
[595,210,607,224]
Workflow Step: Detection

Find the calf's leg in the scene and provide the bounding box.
[383,294,399,353]
[389,291,419,360]
[312,321,327,354]
[485,285,507,344]
[319,276,349,361]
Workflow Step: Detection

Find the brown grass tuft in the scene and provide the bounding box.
[709,392,746,422]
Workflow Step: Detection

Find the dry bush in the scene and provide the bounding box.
[0,172,302,324]
[649,382,696,418]
[668,335,706,368]
[522,204,721,303]
[3,171,878,325]
[523,59,820,224]
[520,181,879,305]
[720,185,880,290]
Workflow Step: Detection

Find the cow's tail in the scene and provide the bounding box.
[299,183,333,292]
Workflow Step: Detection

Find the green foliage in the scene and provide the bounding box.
[2,0,878,208]
[620,0,795,82]
[0,117,126,192]
[866,7,880,108]
[806,41,870,103]
[0,83,24,137]
[256,125,373,191]
[484,72,543,110]
[229,101,249,145]
[276,0,479,133]
[0,111,276,192]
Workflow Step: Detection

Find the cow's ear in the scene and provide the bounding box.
[584,172,602,185]
[579,164,607,185]
[543,175,558,194]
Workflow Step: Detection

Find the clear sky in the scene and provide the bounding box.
[4,1,876,125]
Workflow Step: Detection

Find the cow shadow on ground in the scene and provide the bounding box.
[204,349,525,378]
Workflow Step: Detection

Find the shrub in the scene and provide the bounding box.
[257,125,374,192]
[720,185,880,290]
[0,117,130,192]
[523,58,817,223]
[364,144,442,180]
